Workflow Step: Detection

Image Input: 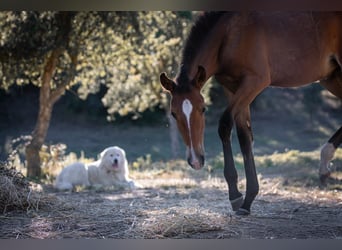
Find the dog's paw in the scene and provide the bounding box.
[128,180,143,189]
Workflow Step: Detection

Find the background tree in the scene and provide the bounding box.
[77,11,197,158]
[0,11,200,177]
[0,11,79,177]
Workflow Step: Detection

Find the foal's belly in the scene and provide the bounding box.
[269,54,336,88]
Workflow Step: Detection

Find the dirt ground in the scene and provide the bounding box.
[1,86,341,239]
[1,164,341,239]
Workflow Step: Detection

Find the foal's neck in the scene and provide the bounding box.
[182,23,226,84]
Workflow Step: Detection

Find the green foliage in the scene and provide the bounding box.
[0,12,58,57]
[97,12,194,120]
[0,11,199,120]
[0,12,77,90]
[132,154,153,170]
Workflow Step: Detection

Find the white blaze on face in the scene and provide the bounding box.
[182,99,193,124]
[182,99,198,164]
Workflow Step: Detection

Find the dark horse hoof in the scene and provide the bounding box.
[230,196,244,211]
[235,208,250,216]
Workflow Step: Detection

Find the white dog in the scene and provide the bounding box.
[54,146,139,191]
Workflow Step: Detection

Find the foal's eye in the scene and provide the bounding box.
[202,107,206,113]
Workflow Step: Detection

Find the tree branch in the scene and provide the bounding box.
[50,85,66,104]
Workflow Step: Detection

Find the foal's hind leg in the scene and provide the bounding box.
[319,127,342,183]
[319,69,342,184]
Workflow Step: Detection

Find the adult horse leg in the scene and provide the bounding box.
[218,105,243,212]
[318,69,342,184]
[234,106,259,215]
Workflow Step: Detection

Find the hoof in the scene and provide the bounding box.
[230,196,244,211]
[235,208,250,216]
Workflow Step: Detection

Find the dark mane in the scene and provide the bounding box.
[173,65,191,93]
[176,12,227,90]
[181,12,227,67]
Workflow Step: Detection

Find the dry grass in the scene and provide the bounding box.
[0,160,57,215]
[133,207,226,238]
[0,161,34,213]
[1,147,342,239]
[209,148,342,189]
[4,171,340,239]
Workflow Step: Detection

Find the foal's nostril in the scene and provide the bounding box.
[187,158,192,167]
[114,159,118,164]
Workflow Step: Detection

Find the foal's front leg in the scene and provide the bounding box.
[235,108,259,215]
[218,109,243,212]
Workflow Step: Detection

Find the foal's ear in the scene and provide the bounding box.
[160,72,176,92]
[194,65,206,89]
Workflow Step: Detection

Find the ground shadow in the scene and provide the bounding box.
[1,175,341,239]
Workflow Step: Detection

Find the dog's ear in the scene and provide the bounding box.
[99,149,107,159]
[120,148,126,158]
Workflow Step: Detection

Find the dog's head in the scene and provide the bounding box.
[99,146,127,172]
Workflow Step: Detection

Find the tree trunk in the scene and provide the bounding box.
[25,49,65,178]
[25,103,53,178]
[25,12,76,178]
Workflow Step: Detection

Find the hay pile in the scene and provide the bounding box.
[134,206,228,238]
[0,161,52,214]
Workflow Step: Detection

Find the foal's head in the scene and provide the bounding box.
[160,66,207,170]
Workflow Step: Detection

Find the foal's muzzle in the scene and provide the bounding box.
[187,154,205,170]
